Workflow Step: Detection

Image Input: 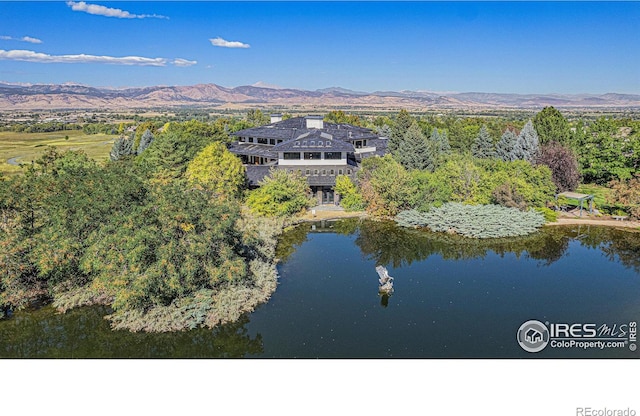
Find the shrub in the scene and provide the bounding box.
[334,175,365,211]
[357,155,414,217]
[534,207,559,223]
[246,169,312,217]
[607,174,640,219]
[535,142,581,192]
[491,182,527,210]
[396,203,545,238]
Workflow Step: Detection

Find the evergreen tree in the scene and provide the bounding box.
[396,122,435,171]
[513,121,540,162]
[109,135,134,161]
[389,109,414,154]
[533,106,571,145]
[472,125,496,159]
[496,129,518,162]
[137,129,155,155]
[377,124,392,139]
[429,128,451,155]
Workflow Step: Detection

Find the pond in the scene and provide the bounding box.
[1,220,639,358]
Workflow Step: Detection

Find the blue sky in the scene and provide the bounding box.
[0,1,638,93]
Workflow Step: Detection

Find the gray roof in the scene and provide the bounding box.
[231,116,378,142]
[359,137,388,157]
[227,142,277,158]
[273,130,354,152]
[245,165,273,186]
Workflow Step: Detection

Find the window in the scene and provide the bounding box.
[304,152,321,160]
[240,137,246,142]
[326,141,332,147]
[338,169,343,175]
[277,140,283,144]
[318,141,323,146]
[324,152,342,160]
[269,139,276,145]
[322,169,326,176]
[330,169,335,175]
[347,169,352,175]
[314,169,319,176]
[283,152,301,160]
[303,141,308,147]
[257,138,268,145]
[305,169,310,176]
[294,141,300,147]
[297,169,302,175]
[248,137,254,143]
[310,141,315,146]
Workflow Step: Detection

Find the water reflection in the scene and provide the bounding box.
[278,219,639,273]
[2,221,638,358]
[0,305,263,358]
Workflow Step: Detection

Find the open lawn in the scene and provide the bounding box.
[0,130,115,176]
[576,183,611,206]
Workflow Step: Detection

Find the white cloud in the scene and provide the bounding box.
[209,37,250,49]
[0,49,194,67]
[0,35,43,44]
[21,36,43,44]
[66,1,168,19]
[172,58,197,67]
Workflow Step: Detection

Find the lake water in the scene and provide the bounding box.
[1,220,638,358]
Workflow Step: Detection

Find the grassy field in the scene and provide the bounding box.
[0,130,115,176]
[576,183,612,206]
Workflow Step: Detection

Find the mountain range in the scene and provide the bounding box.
[1,82,639,111]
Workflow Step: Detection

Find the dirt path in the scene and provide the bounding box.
[298,210,368,221]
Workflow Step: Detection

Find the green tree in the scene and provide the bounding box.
[324,110,362,126]
[533,106,571,145]
[246,109,270,127]
[409,169,452,211]
[472,125,496,159]
[429,128,451,155]
[334,175,365,211]
[246,169,312,216]
[357,155,414,216]
[185,142,246,198]
[389,109,414,154]
[513,121,539,162]
[137,129,212,185]
[395,122,435,171]
[448,119,480,153]
[133,121,156,151]
[496,129,518,162]
[576,117,634,183]
[137,129,155,155]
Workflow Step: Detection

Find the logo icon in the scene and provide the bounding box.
[517,320,550,353]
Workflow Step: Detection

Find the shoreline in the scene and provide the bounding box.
[295,209,640,232]
[546,217,640,231]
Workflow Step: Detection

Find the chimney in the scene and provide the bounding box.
[270,113,283,123]
[305,115,324,129]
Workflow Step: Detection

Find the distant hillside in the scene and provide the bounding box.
[1,82,639,110]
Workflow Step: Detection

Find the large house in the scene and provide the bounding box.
[228,114,388,205]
